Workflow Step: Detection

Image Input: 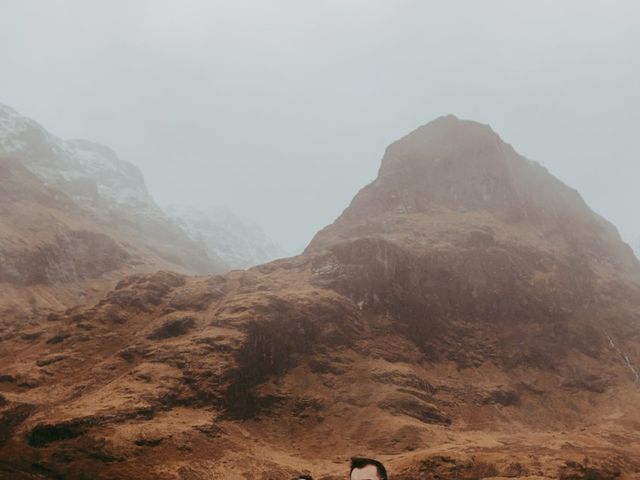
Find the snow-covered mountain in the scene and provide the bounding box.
[0,103,225,275]
[0,105,150,209]
[165,205,286,269]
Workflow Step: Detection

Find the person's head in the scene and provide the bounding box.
[350,458,388,480]
[295,475,313,480]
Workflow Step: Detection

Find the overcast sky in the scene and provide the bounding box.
[1,0,638,253]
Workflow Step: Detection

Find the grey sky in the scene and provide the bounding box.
[1,0,638,253]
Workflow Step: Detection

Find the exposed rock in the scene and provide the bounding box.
[147,315,197,340]
[480,388,520,406]
[378,395,451,425]
[28,421,88,448]
[559,460,622,480]
[35,354,67,367]
[0,404,35,446]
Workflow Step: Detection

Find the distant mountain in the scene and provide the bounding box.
[0,105,151,210]
[165,205,285,269]
[0,104,227,314]
[0,157,131,314]
[2,116,639,479]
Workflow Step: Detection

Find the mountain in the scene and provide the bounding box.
[309,115,636,268]
[0,105,226,312]
[1,116,639,479]
[165,205,286,270]
[0,104,226,277]
[0,156,131,321]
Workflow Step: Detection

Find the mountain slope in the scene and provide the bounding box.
[0,153,221,329]
[0,157,134,284]
[1,117,639,479]
[0,104,225,277]
[0,157,131,320]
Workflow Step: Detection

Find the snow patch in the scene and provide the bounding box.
[165,204,286,269]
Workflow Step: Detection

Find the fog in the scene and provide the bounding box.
[1,0,638,253]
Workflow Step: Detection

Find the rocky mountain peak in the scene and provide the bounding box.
[0,104,152,209]
[381,114,502,169]
[0,103,51,154]
[343,115,572,222]
[309,116,638,275]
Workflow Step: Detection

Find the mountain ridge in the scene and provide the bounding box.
[0,103,227,275]
[1,116,639,479]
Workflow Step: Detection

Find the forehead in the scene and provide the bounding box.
[350,464,380,480]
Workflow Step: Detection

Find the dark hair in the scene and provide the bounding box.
[350,457,388,480]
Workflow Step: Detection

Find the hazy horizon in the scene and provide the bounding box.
[1,0,638,253]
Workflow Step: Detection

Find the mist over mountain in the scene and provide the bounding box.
[1,117,639,479]
[310,115,638,271]
[0,104,284,273]
[0,3,638,478]
[0,103,226,275]
[0,104,292,325]
[165,204,286,270]
[2,1,639,255]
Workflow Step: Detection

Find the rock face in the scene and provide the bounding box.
[1,116,640,479]
[166,205,286,270]
[0,104,225,278]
